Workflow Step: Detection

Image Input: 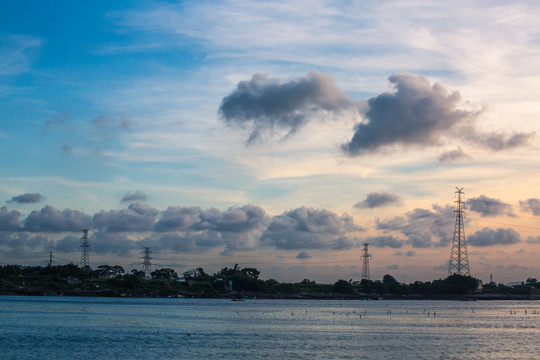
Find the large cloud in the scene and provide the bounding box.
[261,206,360,250]
[93,202,159,232]
[23,205,92,232]
[467,227,521,247]
[354,192,402,209]
[467,195,514,217]
[7,193,45,204]
[152,204,268,254]
[154,204,268,233]
[219,71,360,143]
[0,203,269,256]
[342,73,478,155]
[342,73,533,156]
[154,206,208,232]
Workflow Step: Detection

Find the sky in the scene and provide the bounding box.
[1,0,540,284]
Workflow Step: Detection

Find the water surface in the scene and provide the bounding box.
[1,296,538,359]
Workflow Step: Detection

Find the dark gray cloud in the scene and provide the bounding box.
[296,251,311,259]
[1,203,269,256]
[437,147,471,163]
[342,73,533,156]
[54,235,81,253]
[219,71,359,143]
[0,206,22,231]
[154,206,206,232]
[468,227,521,247]
[120,190,148,203]
[154,204,268,234]
[214,205,268,233]
[151,204,268,255]
[407,232,433,248]
[261,207,360,250]
[220,232,261,255]
[90,231,139,256]
[375,204,455,248]
[23,205,92,232]
[467,195,514,217]
[365,235,404,248]
[519,198,540,216]
[53,232,139,256]
[0,232,55,255]
[93,202,159,232]
[342,73,480,155]
[354,192,402,209]
[7,193,45,204]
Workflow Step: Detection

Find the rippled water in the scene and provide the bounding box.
[0,296,538,359]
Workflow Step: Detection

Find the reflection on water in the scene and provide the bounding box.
[0,296,538,359]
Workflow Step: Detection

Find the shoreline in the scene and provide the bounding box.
[2,289,540,301]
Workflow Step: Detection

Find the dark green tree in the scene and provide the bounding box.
[444,274,479,294]
[96,265,125,278]
[333,279,355,294]
[151,268,178,280]
[131,269,145,277]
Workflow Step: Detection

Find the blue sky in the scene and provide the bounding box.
[1,1,540,283]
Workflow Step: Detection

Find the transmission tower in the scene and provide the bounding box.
[448,187,471,276]
[142,247,152,280]
[361,243,371,280]
[79,229,90,268]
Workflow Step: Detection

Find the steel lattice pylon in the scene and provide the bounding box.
[361,243,371,280]
[142,247,152,279]
[79,229,90,268]
[448,187,471,276]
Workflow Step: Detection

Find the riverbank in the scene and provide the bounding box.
[2,286,540,301]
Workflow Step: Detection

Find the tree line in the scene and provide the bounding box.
[1,263,539,298]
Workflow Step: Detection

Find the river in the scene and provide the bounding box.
[0,296,538,359]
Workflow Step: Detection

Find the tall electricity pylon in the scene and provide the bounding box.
[448,187,471,276]
[142,247,152,280]
[361,243,371,280]
[79,229,90,268]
